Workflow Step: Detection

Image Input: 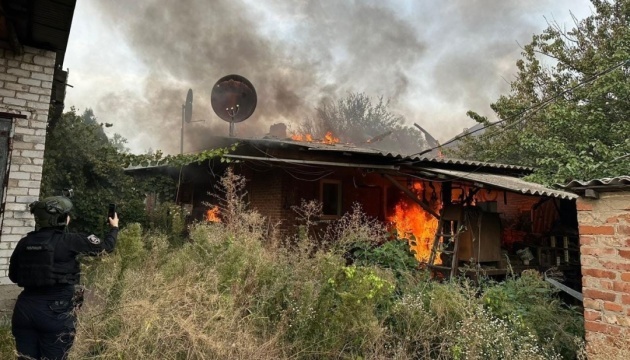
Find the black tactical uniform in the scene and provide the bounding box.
[8,196,118,360]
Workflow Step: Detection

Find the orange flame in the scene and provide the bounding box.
[205,206,221,222]
[291,133,313,142]
[388,184,440,263]
[291,132,340,144]
[323,131,340,144]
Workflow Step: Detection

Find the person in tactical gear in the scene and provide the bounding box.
[8,196,119,360]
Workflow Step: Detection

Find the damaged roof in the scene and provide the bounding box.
[419,168,578,200]
[239,137,534,173]
[131,135,572,199]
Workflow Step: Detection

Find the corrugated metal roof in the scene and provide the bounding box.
[562,176,630,189]
[405,156,533,171]
[244,137,533,172]
[422,168,578,200]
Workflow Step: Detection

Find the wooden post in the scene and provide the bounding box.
[382,173,439,219]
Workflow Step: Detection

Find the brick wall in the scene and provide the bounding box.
[577,191,630,354]
[0,46,55,285]
[247,169,284,230]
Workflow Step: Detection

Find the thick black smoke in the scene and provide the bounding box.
[89,0,582,153]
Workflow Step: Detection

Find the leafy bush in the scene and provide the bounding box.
[482,270,584,358]
[351,240,419,276]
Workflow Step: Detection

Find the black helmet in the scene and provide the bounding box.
[29,196,74,229]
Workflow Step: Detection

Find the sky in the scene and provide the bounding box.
[63,0,595,154]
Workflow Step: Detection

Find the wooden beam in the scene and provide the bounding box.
[382,173,439,219]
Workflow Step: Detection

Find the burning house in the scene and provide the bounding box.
[125,70,582,287]
[128,131,581,288]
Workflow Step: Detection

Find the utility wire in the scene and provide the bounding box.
[410,59,630,157]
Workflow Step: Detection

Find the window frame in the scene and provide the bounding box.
[319,179,342,219]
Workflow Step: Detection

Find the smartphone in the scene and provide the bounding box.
[108,203,116,219]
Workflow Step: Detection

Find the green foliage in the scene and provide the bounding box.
[115,223,146,267]
[454,0,630,184]
[120,144,236,168]
[482,270,584,358]
[7,170,583,359]
[41,108,231,235]
[41,109,153,233]
[62,222,584,359]
[351,240,419,276]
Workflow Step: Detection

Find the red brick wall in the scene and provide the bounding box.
[246,169,284,227]
[577,191,630,355]
[244,168,388,237]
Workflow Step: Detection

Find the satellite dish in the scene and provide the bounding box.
[184,89,193,123]
[211,74,257,124]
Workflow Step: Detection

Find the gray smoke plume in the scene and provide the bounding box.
[87,0,586,154]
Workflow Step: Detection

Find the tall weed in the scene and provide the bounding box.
[36,171,587,359]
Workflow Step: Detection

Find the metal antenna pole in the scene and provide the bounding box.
[180,104,185,154]
[226,105,239,137]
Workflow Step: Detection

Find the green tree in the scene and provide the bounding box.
[41,109,161,234]
[455,0,630,184]
[299,92,428,154]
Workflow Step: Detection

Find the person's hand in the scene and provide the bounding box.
[108,213,119,228]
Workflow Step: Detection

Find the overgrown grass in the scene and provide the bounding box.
[66,219,584,359]
[0,169,589,359]
[0,315,14,357]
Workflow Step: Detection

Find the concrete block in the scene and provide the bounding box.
[14,126,35,135]
[17,180,40,189]
[33,55,55,67]
[0,73,18,82]
[0,88,16,97]
[31,121,47,129]
[4,82,28,91]
[16,92,40,101]
[21,135,46,144]
[11,227,34,235]
[12,212,33,220]
[15,196,38,204]
[2,235,23,243]
[2,219,24,227]
[8,171,30,180]
[25,101,49,110]
[17,78,41,87]
[29,86,50,95]
[10,156,33,164]
[20,165,43,173]
[7,68,30,78]
[38,95,51,104]
[20,63,43,72]
[20,150,44,158]
[2,97,26,106]
[31,72,52,82]
[15,119,29,127]
[0,249,13,258]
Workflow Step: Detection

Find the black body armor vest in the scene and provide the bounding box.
[14,231,79,288]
